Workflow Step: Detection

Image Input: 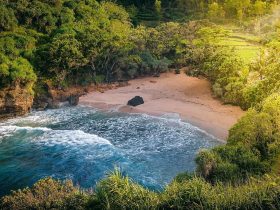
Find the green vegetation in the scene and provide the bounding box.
[1,0,206,93]
[2,0,280,209]
[117,0,279,24]
[1,178,88,210]
[186,17,280,186]
[219,31,261,62]
[3,170,280,210]
[0,30,38,92]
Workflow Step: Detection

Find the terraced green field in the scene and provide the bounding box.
[220,29,262,63]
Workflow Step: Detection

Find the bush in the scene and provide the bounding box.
[0,55,37,88]
[161,177,213,209]
[161,175,280,210]
[173,172,194,183]
[3,171,280,210]
[1,178,88,210]
[0,5,17,31]
[195,95,280,183]
[90,170,159,210]
[229,94,280,161]
[196,144,269,183]
[195,149,218,179]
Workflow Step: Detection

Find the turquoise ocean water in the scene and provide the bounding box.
[0,106,220,196]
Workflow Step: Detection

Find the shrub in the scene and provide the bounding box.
[0,55,37,88]
[3,171,280,210]
[0,5,17,31]
[10,57,37,85]
[161,175,280,210]
[173,172,194,183]
[1,178,88,210]
[196,144,269,183]
[90,170,159,210]
[161,177,213,209]
[229,94,280,161]
[195,149,218,179]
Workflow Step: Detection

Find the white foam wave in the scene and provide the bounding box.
[1,113,53,126]
[0,125,51,138]
[0,125,113,146]
[124,112,221,141]
[143,113,223,142]
[36,129,113,146]
[108,104,124,112]
[161,113,181,120]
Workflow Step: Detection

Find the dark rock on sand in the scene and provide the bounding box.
[127,96,144,107]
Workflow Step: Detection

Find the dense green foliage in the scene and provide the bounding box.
[1,178,88,210]
[187,22,280,184]
[116,0,279,24]
[0,0,181,91]
[186,22,280,111]
[3,171,280,210]
[0,30,37,91]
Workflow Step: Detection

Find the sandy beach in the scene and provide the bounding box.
[80,71,245,140]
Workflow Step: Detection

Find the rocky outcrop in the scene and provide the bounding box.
[0,83,87,120]
[33,83,87,111]
[127,96,144,107]
[0,81,130,119]
[68,94,79,106]
[33,81,130,110]
[0,84,33,119]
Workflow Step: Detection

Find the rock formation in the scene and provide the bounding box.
[0,84,33,119]
[127,96,144,107]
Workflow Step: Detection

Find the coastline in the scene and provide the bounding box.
[79,71,245,140]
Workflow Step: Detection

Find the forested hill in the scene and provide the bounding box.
[0,0,170,117]
[1,0,279,119]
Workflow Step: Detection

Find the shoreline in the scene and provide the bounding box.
[80,71,245,140]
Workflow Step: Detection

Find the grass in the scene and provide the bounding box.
[220,35,262,63]
[3,171,280,210]
[218,25,262,63]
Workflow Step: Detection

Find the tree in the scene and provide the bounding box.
[253,0,267,17]
[0,5,18,31]
[208,2,225,20]
[48,32,84,84]
[0,54,36,88]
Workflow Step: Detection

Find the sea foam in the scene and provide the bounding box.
[0,125,112,147]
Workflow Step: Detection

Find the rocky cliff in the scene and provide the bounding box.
[0,83,87,120]
[33,83,88,110]
[0,81,127,120]
[0,84,33,120]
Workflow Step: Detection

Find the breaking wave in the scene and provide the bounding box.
[0,106,220,196]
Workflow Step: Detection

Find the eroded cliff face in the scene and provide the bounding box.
[32,82,89,110]
[0,81,89,120]
[0,81,126,120]
[0,84,33,120]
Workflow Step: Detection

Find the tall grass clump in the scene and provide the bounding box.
[161,175,280,210]
[3,171,280,209]
[88,170,160,210]
[0,178,88,210]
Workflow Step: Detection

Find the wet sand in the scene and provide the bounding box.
[80,72,244,140]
